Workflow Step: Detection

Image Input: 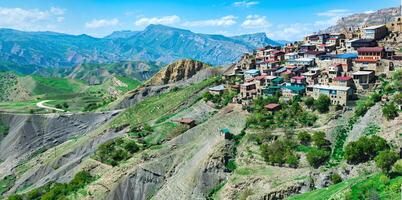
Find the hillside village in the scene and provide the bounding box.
[211,16,402,108]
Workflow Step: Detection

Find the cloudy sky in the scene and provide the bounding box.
[0,0,399,40]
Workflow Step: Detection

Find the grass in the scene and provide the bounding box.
[115,76,142,92]
[32,75,84,96]
[288,174,402,200]
[287,175,367,200]
[0,121,9,137]
[0,100,43,113]
[112,77,217,127]
[0,174,16,194]
[296,145,316,153]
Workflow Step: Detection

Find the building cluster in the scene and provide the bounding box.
[211,17,402,107]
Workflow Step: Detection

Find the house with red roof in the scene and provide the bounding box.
[355,47,384,63]
[264,103,281,112]
[290,76,306,85]
[354,47,385,72]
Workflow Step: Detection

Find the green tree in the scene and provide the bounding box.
[314,94,331,113]
[307,148,330,168]
[331,173,342,184]
[345,136,389,164]
[304,96,315,108]
[297,131,312,145]
[382,102,398,120]
[375,150,399,174]
[312,131,330,149]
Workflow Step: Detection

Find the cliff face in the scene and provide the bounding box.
[147,59,211,86]
[323,7,400,33]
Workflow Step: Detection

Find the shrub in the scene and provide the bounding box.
[312,131,330,149]
[344,136,389,164]
[297,131,311,146]
[307,148,330,168]
[382,102,398,120]
[303,96,315,108]
[375,150,399,174]
[124,140,139,154]
[260,139,299,166]
[314,94,331,113]
[331,173,342,184]
[391,159,402,175]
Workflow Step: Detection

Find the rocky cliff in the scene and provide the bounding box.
[323,7,400,33]
[147,59,211,86]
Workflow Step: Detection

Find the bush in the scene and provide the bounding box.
[312,131,330,149]
[260,138,299,166]
[391,159,402,175]
[375,150,399,174]
[344,136,389,164]
[304,97,315,108]
[297,131,311,146]
[382,102,398,120]
[331,173,342,184]
[94,137,139,166]
[314,94,331,113]
[307,148,330,168]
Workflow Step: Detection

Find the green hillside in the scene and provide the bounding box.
[0,72,143,113]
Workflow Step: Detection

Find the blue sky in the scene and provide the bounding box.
[0,0,399,40]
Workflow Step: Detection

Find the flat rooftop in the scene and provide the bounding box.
[312,84,350,91]
[352,71,374,75]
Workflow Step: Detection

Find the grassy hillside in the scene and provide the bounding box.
[112,76,218,127]
[288,174,402,200]
[31,75,85,96]
[0,72,143,113]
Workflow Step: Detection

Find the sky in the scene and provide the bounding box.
[0,0,400,41]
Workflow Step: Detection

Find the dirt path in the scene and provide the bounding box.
[36,100,65,112]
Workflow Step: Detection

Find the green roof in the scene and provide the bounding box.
[272,77,284,83]
[283,85,305,92]
[220,128,230,134]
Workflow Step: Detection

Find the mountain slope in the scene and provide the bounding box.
[231,32,281,48]
[37,61,161,85]
[146,59,212,86]
[0,25,280,67]
[323,7,400,33]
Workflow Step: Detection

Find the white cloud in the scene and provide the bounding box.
[364,10,375,14]
[233,1,259,7]
[241,15,270,29]
[315,9,350,26]
[182,15,237,27]
[0,7,66,31]
[57,17,65,22]
[85,18,119,28]
[50,7,65,15]
[272,23,314,41]
[134,15,180,27]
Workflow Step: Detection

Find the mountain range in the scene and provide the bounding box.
[323,7,400,33]
[0,25,280,70]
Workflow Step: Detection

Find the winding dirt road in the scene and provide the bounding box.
[36,100,65,112]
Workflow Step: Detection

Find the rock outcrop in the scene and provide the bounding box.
[147,59,211,86]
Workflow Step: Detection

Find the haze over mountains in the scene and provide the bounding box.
[0,24,280,71]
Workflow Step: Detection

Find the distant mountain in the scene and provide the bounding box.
[231,32,281,48]
[36,61,160,85]
[105,30,139,39]
[323,7,400,33]
[0,25,280,68]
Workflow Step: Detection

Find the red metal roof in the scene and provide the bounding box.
[264,103,281,110]
[334,76,352,81]
[292,76,306,80]
[354,58,379,63]
[255,75,267,80]
[357,47,384,53]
